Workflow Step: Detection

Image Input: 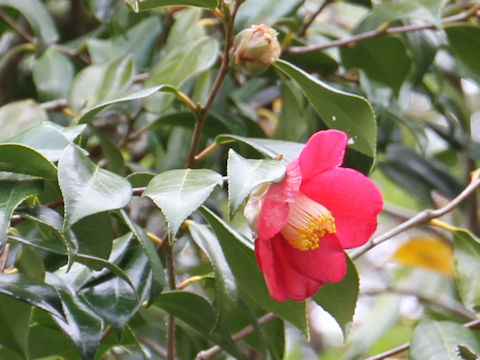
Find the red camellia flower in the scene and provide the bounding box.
[252,130,383,302]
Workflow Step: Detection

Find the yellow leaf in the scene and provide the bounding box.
[392,237,454,276]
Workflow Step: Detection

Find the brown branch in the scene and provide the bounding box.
[195,312,276,360]
[40,98,68,111]
[285,5,480,54]
[185,0,244,168]
[351,169,480,260]
[0,244,10,273]
[138,336,169,358]
[299,0,332,37]
[0,9,37,45]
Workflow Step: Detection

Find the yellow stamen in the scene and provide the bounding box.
[280,192,336,251]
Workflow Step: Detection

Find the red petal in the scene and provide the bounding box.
[299,130,347,180]
[301,167,383,249]
[275,233,347,283]
[256,234,323,302]
[257,159,302,241]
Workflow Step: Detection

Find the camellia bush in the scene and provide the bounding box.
[1,0,480,359]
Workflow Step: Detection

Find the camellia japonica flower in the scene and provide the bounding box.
[248,130,383,302]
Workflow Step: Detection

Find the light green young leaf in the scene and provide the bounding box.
[0,100,48,142]
[0,180,42,247]
[410,321,480,360]
[143,169,223,243]
[273,60,377,167]
[126,0,218,12]
[0,0,58,45]
[58,145,132,229]
[312,255,359,340]
[227,149,285,219]
[199,206,309,336]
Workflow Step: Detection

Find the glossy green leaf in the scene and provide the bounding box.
[32,48,74,101]
[72,213,114,263]
[312,255,359,339]
[85,16,160,68]
[143,169,223,242]
[273,60,377,165]
[227,149,285,218]
[58,145,132,229]
[46,273,103,360]
[216,134,304,162]
[68,56,134,115]
[0,100,48,142]
[0,0,58,45]
[341,36,412,94]
[0,144,57,179]
[451,227,480,312]
[0,273,64,320]
[187,221,238,327]
[82,0,118,22]
[5,122,86,162]
[126,0,218,12]
[199,206,309,336]
[235,0,303,29]
[445,24,480,78]
[81,247,151,333]
[0,180,42,247]
[90,127,126,175]
[0,295,31,358]
[74,85,181,124]
[120,210,165,304]
[410,321,480,360]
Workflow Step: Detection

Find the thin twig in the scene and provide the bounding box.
[362,287,477,321]
[195,312,276,360]
[286,5,480,54]
[0,9,37,44]
[185,0,243,168]
[0,244,10,272]
[299,0,331,37]
[366,319,480,360]
[351,169,480,260]
[165,242,177,360]
[40,98,69,111]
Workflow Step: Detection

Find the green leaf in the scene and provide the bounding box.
[0,100,48,142]
[186,221,238,328]
[227,149,285,218]
[451,227,480,313]
[410,321,480,360]
[341,36,412,94]
[0,0,58,45]
[216,134,304,162]
[0,180,42,247]
[68,56,134,115]
[120,210,165,304]
[445,24,480,78]
[273,60,377,166]
[143,169,223,242]
[58,145,132,229]
[0,295,31,358]
[0,273,64,320]
[46,273,103,360]
[312,255,359,340]
[90,127,126,175]
[235,0,303,29]
[74,85,181,124]
[32,48,74,101]
[0,144,57,179]
[126,0,218,12]
[81,247,151,333]
[5,122,86,162]
[199,206,309,336]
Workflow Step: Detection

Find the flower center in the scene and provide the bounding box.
[280,192,336,251]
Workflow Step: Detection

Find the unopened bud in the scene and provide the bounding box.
[232,24,281,75]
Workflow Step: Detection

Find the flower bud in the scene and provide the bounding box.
[232,24,281,75]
